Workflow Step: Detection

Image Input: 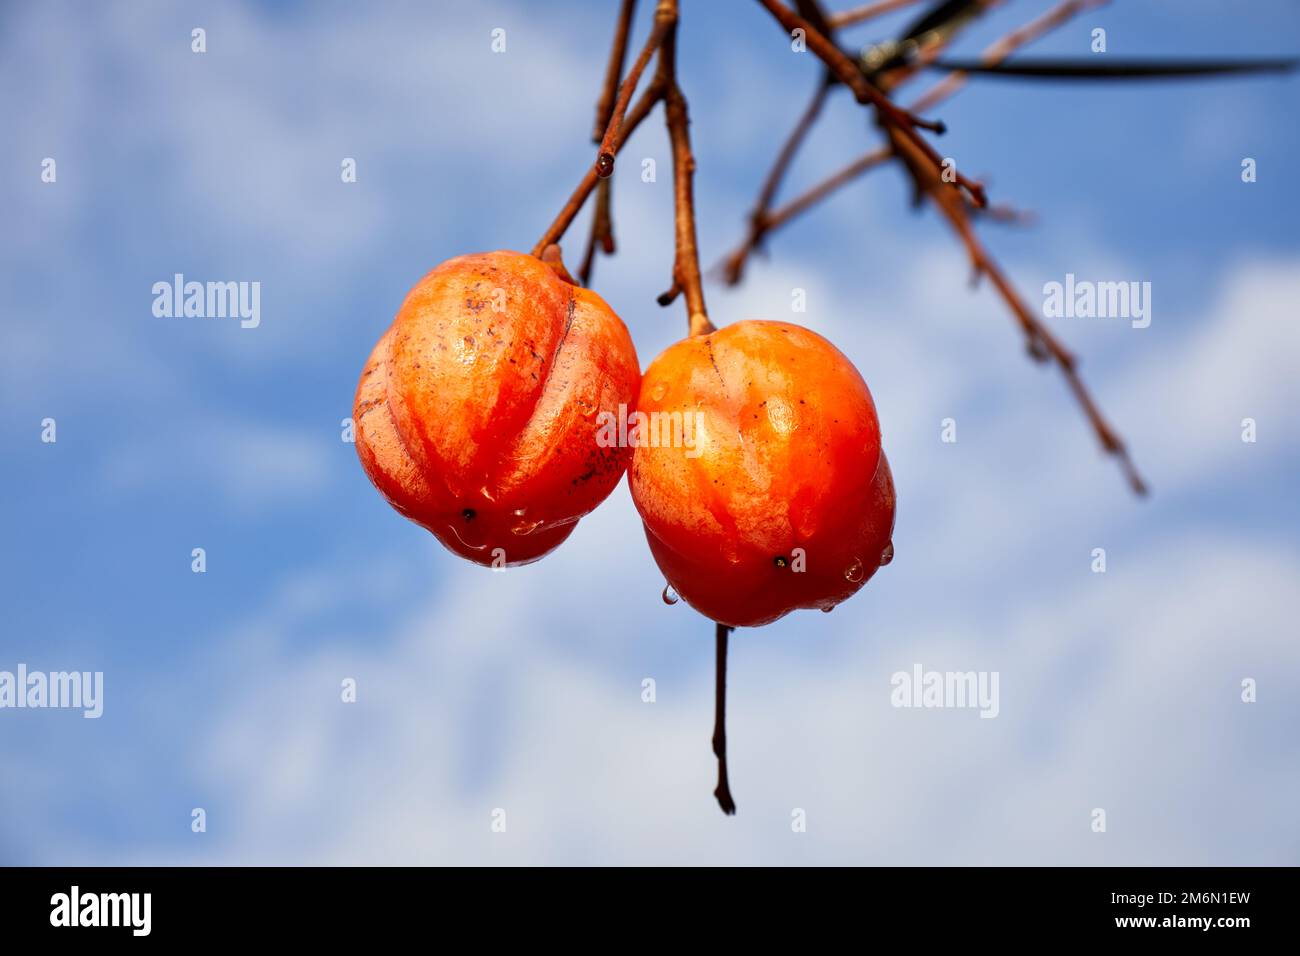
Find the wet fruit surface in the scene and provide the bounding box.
[354,250,640,566]
[630,320,896,626]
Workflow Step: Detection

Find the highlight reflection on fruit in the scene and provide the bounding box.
[631,320,896,628]
[353,250,639,567]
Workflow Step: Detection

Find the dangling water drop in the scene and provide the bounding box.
[595,152,615,178]
[879,541,894,566]
[844,558,864,583]
[661,583,679,606]
[821,604,834,613]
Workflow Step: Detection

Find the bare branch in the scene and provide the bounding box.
[829,0,927,30]
[595,1,676,178]
[657,2,714,337]
[531,75,667,258]
[754,0,987,206]
[909,0,1109,113]
[887,124,1146,495]
[719,146,892,284]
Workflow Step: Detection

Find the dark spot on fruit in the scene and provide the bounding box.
[462,508,476,521]
[773,555,788,568]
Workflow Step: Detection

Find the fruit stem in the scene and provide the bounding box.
[656,3,715,337]
[712,622,737,815]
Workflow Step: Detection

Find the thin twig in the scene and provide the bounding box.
[887,124,1146,495]
[908,0,1109,113]
[712,623,736,815]
[577,177,614,286]
[593,0,639,141]
[719,146,892,284]
[722,73,833,284]
[829,0,926,30]
[595,1,676,178]
[579,0,639,286]
[531,76,667,259]
[755,0,987,206]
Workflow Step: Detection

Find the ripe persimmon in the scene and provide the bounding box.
[630,320,895,627]
[353,250,640,566]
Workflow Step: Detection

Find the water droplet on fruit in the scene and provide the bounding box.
[879,541,894,566]
[651,381,667,401]
[661,583,679,605]
[844,558,864,583]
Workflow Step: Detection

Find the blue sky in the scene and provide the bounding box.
[2,0,1298,864]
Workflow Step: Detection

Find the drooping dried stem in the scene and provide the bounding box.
[908,0,1109,113]
[720,145,892,284]
[595,1,676,178]
[754,0,987,207]
[531,76,667,259]
[887,124,1146,495]
[828,0,926,30]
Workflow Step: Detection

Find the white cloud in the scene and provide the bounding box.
[99,416,335,511]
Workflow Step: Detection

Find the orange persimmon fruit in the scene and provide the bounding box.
[630,320,895,627]
[353,250,640,566]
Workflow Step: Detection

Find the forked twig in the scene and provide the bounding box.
[754,0,987,207]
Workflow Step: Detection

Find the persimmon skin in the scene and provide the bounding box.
[630,320,895,627]
[354,251,640,566]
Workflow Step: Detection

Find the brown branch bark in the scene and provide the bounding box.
[719,145,892,284]
[887,124,1146,495]
[579,0,639,286]
[531,75,667,259]
[755,0,986,207]
[595,1,676,178]
[593,0,638,141]
[721,73,833,285]
[828,0,926,30]
[656,3,714,338]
